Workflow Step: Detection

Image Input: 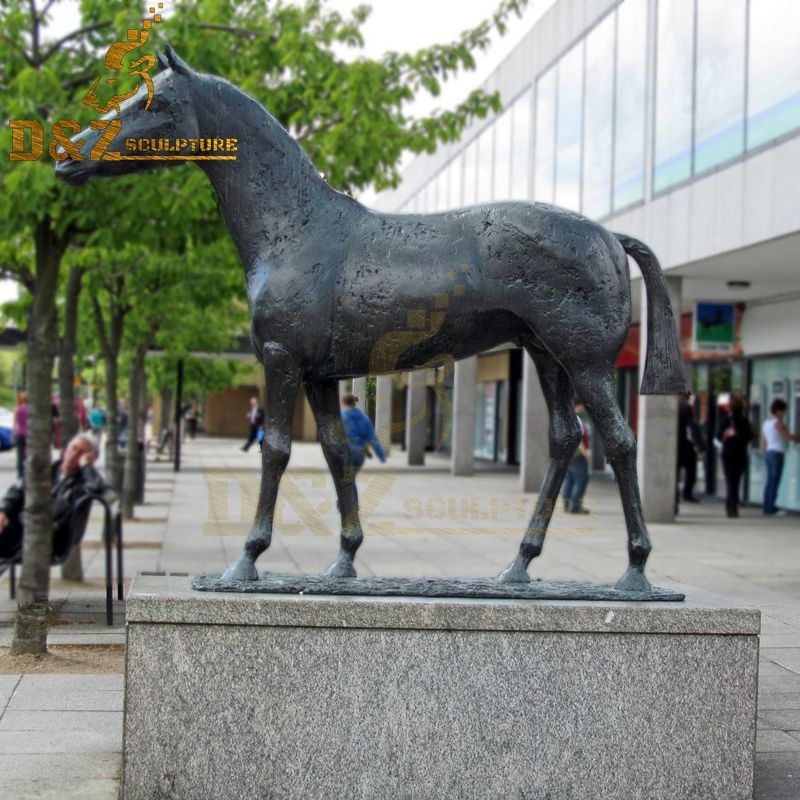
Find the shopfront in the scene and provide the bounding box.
[747,352,800,512]
[472,348,523,464]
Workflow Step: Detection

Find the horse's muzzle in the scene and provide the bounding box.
[55,158,91,186]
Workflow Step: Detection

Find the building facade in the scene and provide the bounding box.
[372,0,800,512]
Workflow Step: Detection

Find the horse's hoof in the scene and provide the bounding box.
[615,566,652,594]
[321,556,357,579]
[220,557,259,582]
[496,558,530,584]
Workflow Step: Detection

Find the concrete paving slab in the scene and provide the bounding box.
[756,730,800,752]
[0,709,123,736]
[0,752,120,800]
[759,709,800,732]
[14,675,123,692]
[763,648,800,675]
[758,693,800,711]
[9,683,123,711]
[754,752,800,800]
[0,675,20,711]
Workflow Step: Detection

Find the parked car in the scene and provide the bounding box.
[0,406,14,451]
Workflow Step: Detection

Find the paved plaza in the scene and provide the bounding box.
[0,437,798,798]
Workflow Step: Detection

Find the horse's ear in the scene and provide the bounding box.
[165,46,193,76]
[156,51,169,72]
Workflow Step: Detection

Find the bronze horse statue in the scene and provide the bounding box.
[57,48,687,593]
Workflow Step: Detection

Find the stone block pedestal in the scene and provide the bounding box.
[123,573,759,800]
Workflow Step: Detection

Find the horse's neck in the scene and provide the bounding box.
[197,80,349,267]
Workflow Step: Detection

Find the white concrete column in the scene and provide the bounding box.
[374,375,393,454]
[519,351,549,493]
[405,369,427,466]
[338,380,349,401]
[451,356,477,476]
[352,377,367,408]
[637,275,682,523]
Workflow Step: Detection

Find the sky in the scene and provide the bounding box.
[1,0,553,305]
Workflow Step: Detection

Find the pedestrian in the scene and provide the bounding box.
[241,396,265,452]
[89,401,107,442]
[186,404,199,440]
[762,398,800,515]
[341,393,386,476]
[677,395,705,504]
[562,400,591,514]
[717,395,753,518]
[12,392,27,479]
[0,433,106,561]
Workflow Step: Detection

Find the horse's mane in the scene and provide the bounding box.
[202,73,323,180]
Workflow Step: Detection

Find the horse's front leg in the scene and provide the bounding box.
[220,360,300,582]
[305,379,363,578]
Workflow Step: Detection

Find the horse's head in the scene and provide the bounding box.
[56,47,200,186]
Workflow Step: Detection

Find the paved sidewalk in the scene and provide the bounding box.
[0,437,798,798]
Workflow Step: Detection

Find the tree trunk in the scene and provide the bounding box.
[104,355,120,489]
[92,293,125,491]
[122,344,148,519]
[58,266,84,446]
[59,266,85,583]
[160,385,172,434]
[11,218,64,655]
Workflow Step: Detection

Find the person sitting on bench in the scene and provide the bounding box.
[0,433,106,560]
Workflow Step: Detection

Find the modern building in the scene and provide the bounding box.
[370,0,800,514]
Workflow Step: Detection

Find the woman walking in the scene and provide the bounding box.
[762,398,800,515]
[717,396,752,518]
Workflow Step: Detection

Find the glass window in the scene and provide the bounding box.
[653,0,694,192]
[555,43,584,211]
[510,89,532,199]
[477,123,494,202]
[747,0,800,150]
[463,140,478,205]
[582,13,615,218]
[534,66,556,203]
[436,167,449,211]
[614,0,647,208]
[448,153,463,208]
[694,0,746,173]
[493,107,512,200]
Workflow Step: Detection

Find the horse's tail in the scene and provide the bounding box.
[614,233,688,396]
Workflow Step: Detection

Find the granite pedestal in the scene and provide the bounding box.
[123,573,760,800]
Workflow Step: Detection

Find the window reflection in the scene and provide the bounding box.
[494,107,512,200]
[477,124,494,202]
[747,0,800,150]
[582,13,615,218]
[654,0,694,192]
[534,66,556,203]
[695,0,745,173]
[510,89,532,200]
[614,0,647,208]
[555,43,583,211]
[449,153,463,208]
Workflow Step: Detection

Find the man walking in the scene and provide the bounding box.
[241,396,265,452]
[562,401,591,514]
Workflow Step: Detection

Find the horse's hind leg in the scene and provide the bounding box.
[570,366,652,592]
[498,348,581,583]
[221,362,300,582]
[305,379,363,578]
